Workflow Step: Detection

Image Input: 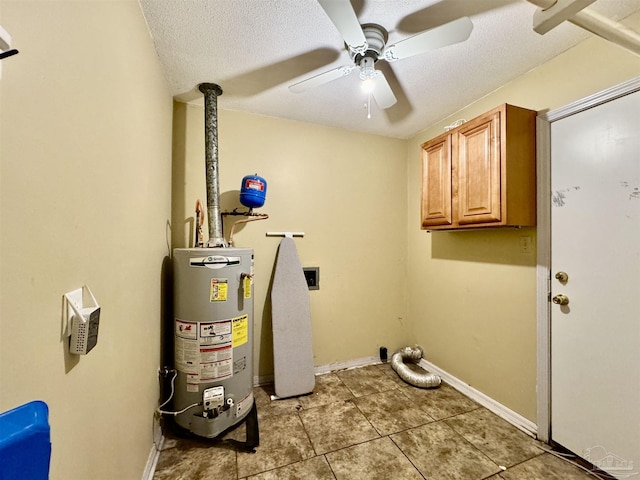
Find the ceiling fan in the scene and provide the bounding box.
[289,0,474,112]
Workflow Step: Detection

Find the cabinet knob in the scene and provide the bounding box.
[552,294,569,306]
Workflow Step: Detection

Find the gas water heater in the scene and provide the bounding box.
[166,83,263,448]
[172,248,256,440]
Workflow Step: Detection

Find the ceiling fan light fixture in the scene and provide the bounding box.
[358,56,375,78]
[361,77,375,94]
[358,57,377,94]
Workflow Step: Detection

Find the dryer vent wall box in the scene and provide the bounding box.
[70,307,100,355]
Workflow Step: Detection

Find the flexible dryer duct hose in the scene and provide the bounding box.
[391,346,441,389]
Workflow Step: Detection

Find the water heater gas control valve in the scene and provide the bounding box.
[203,386,225,412]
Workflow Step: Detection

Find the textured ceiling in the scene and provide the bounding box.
[139,0,640,139]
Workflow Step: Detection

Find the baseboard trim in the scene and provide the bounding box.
[254,356,380,386]
[141,435,163,480]
[254,373,274,386]
[313,355,380,376]
[418,358,538,438]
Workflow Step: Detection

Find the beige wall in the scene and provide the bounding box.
[0,2,172,479]
[1,3,638,478]
[174,11,640,422]
[406,12,640,423]
[172,104,410,378]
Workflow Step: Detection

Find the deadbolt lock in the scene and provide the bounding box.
[555,271,569,283]
[552,294,569,306]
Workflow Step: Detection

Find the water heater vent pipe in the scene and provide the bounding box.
[199,83,227,248]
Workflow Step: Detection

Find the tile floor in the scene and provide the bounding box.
[153,363,599,480]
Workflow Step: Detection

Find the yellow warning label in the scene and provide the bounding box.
[232,315,248,347]
[210,278,228,302]
[244,275,252,299]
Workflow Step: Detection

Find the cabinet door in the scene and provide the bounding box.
[455,111,501,225]
[421,135,452,228]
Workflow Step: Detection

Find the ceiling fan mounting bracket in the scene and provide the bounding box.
[348,23,388,64]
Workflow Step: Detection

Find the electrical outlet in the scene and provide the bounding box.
[520,236,533,254]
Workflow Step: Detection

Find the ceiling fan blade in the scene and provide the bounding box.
[383,17,473,62]
[317,0,367,53]
[289,65,356,93]
[371,72,397,109]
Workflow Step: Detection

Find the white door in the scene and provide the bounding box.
[550,86,640,478]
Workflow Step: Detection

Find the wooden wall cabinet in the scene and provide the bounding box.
[421,104,536,231]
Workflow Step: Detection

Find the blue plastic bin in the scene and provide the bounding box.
[0,401,51,480]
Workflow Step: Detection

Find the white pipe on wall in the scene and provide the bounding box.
[570,9,640,56]
[526,0,640,57]
[0,25,11,51]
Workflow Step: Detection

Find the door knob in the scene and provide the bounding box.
[555,271,569,283]
[552,294,569,305]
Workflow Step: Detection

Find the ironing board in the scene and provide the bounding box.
[271,237,315,398]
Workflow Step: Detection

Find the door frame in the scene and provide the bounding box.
[536,76,640,443]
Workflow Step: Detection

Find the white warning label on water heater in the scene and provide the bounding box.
[199,327,233,381]
[200,358,233,382]
[174,320,198,374]
[175,319,197,339]
[199,345,232,363]
[186,373,199,392]
[199,320,232,345]
[175,317,237,383]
